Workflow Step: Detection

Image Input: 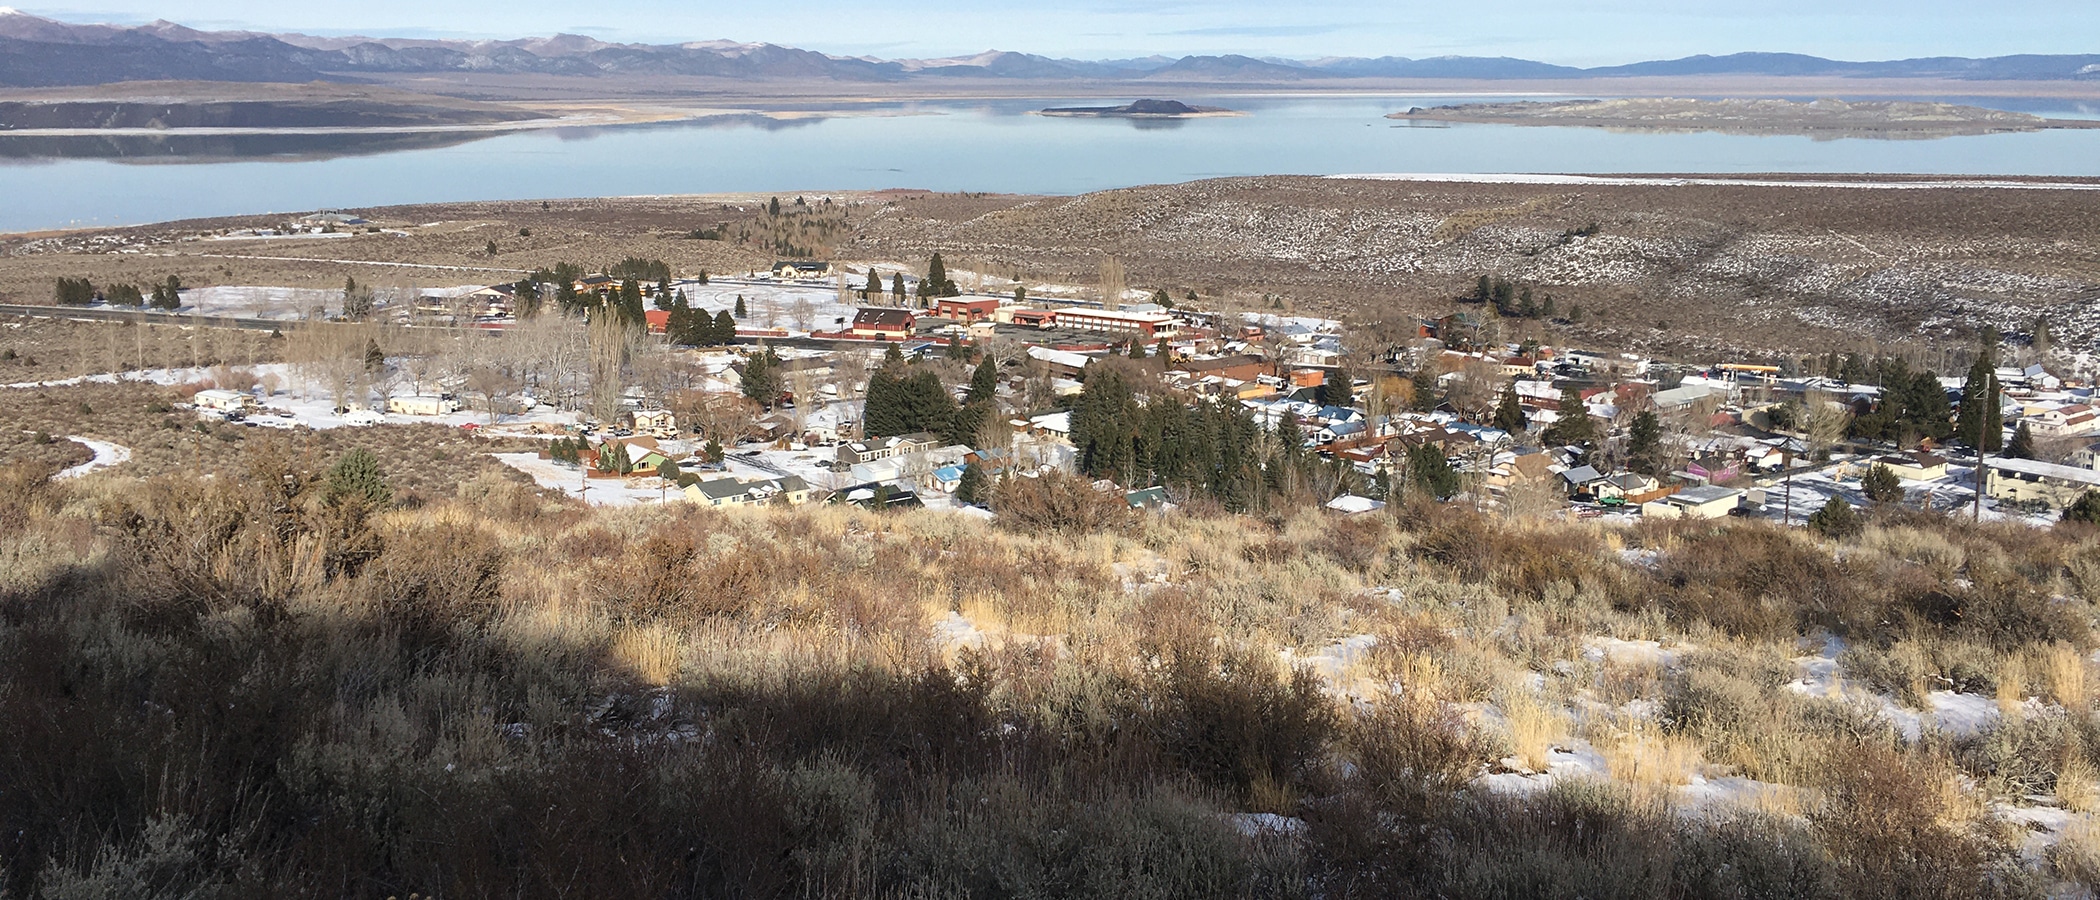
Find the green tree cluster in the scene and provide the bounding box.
[1541,386,1596,448]
[1847,358,1952,444]
[864,363,959,440]
[608,257,672,283]
[149,275,184,310]
[915,253,961,301]
[105,283,144,307]
[1065,368,1271,512]
[1955,358,2003,452]
[54,277,96,306]
[740,347,783,408]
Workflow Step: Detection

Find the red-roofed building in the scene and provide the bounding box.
[934,297,1001,323]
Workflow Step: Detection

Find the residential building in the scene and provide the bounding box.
[1642,485,1744,520]
[1982,457,2100,507]
[837,433,940,466]
[685,474,815,507]
[1873,451,1949,481]
[772,261,832,279]
[388,395,460,416]
[192,389,253,412]
[2031,404,2099,437]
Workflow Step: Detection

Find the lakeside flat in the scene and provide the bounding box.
[1389,97,2100,138]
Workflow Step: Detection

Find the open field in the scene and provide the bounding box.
[7,176,2098,361]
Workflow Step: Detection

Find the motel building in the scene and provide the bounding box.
[1053,308,1179,338]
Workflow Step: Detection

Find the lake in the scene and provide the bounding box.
[5,93,2100,234]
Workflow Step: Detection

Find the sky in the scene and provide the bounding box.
[19,0,2099,65]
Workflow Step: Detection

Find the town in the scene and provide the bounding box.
[36,236,2100,529]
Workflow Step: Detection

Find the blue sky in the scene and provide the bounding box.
[20,0,2098,65]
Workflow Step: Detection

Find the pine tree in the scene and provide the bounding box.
[2064,491,2100,526]
[955,461,987,506]
[712,310,737,344]
[1808,496,1861,538]
[2008,421,2036,459]
[1318,369,1354,408]
[1861,463,1904,505]
[1543,386,1595,447]
[1492,385,1528,435]
[741,348,782,408]
[1627,411,1662,474]
[1984,374,2003,453]
[968,358,999,404]
[891,274,907,303]
[363,338,385,373]
[1957,358,1991,448]
[734,295,748,318]
[863,365,905,438]
[864,268,880,298]
[768,196,781,217]
[326,448,392,507]
[1129,339,1147,360]
[1407,444,1460,500]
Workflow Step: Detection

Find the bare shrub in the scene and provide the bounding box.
[990,470,1130,535]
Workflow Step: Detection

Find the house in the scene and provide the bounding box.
[2072,441,2100,472]
[1560,465,1606,497]
[388,395,460,416]
[934,297,1001,323]
[1053,308,1179,338]
[685,474,815,507]
[1596,472,1660,502]
[1026,345,1095,380]
[631,408,678,438]
[2032,404,2100,437]
[1642,485,1744,520]
[192,388,253,412]
[772,261,832,279]
[850,307,916,340]
[1982,457,2100,508]
[837,482,922,509]
[1007,309,1058,328]
[837,433,940,466]
[1651,385,1717,413]
[1874,451,1948,481]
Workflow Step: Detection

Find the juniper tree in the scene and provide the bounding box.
[326,448,392,507]
[967,357,999,404]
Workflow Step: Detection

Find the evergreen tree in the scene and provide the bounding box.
[734,295,748,318]
[946,400,990,447]
[658,458,682,487]
[741,347,782,408]
[1957,358,1992,448]
[768,196,781,217]
[1984,374,2003,453]
[1128,339,1147,360]
[704,439,725,464]
[1492,385,1529,435]
[712,310,738,344]
[1328,369,1356,408]
[363,339,385,373]
[1071,368,1139,481]
[149,275,184,310]
[1808,496,1861,538]
[105,283,144,307]
[884,343,905,365]
[1407,444,1461,500]
[2063,491,2100,526]
[1901,371,1952,443]
[891,274,907,303]
[1542,386,1595,447]
[864,268,881,298]
[53,277,95,306]
[1410,368,1440,412]
[955,461,987,506]
[1473,275,1492,304]
[1275,411,1304,457]
[2008,421,2036,459]
[1627,410,1662,474]
[968,358,999,404]
[862,364,905,438]
[1861,464,1904,505]
[514,279,542,319]
[326,448,392,507]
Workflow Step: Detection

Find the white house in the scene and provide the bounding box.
[388,395,461,416]
[192,389,252,412]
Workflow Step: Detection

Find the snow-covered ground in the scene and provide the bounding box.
[494,452,682,507]
[52,438,130,480]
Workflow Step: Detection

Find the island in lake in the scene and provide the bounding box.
[1387,97,2100,139]
[1037,99,1243,119]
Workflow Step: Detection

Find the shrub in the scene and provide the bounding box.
[1810,495,1861,538]
[990,470,1130,534]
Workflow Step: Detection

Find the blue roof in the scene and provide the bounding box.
[934,464,965,481]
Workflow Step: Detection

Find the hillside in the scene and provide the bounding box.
[0,81,543,129]
[0,10,2097,89]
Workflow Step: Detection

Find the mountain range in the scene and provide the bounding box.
[1,8,2096,88]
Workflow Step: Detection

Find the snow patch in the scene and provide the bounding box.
[51,437,129,480]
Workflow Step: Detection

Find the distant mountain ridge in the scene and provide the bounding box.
[0,9,2095,87]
